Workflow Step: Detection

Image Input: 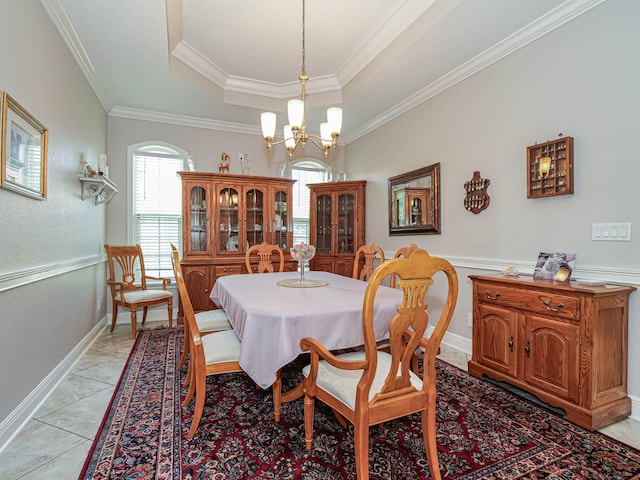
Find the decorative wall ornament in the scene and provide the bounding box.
[464,171,490,214]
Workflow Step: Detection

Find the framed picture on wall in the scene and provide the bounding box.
[0,92,48,199]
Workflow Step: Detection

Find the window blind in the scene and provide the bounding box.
[133,152,183,277]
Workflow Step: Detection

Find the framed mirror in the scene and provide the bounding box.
[388,162,440,235]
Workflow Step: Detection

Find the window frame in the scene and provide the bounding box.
[290,159,330,245]
[127,141,187,278]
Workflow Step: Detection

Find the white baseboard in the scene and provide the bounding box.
[0,319,107,454]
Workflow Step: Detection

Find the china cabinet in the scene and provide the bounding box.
[468,274,635,430]
[179,172,297,312]
[308,180,366,277]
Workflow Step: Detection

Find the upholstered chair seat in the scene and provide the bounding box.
[196,309,232,332]
[115,290,172,303]
[303,350,423,410]
[201,329,241,365]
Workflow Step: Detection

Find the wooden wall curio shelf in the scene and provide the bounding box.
[527,135,574,198]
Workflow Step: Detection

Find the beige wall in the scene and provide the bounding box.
[347,0,640,398]
[2,0,639,436]
[0,2,108,425]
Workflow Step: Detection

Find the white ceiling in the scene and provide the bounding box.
[41,0,604,144]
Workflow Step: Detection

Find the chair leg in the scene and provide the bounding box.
[188,364,207,439]
[130,309,137,339]
[178,334,190,369]
[110,302,118,332]
[142,306,148,325]
[421,391,442,480]
[353,418,370,480]
[183,368,196,406]
[183,354,193,389]
[167,299,173,328]
[303,393,315,451]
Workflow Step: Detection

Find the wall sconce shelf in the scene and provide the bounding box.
[79,175,118,205]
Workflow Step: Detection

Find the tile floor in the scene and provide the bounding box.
[1,321,639,479]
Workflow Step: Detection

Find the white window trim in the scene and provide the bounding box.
[126,141,188,243]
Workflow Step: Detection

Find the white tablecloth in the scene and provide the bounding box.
[210,271,403,389]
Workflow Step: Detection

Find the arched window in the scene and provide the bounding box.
[129,142,186,276]
[290,159,330,245]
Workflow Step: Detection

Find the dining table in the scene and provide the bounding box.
[210,270,404,420]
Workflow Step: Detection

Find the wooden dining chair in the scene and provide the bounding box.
[390,243,419,288]
[175,254,282,438]
[104,244,173,339]
[301,248,458,480]
[352,242,385,281]
[245,241,285,273]
[174,256,243,439]
[170,245,231,380]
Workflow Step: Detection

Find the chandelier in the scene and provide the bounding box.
[260,0,342,159]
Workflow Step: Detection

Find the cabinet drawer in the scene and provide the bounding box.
[214,264,244,277]
[475,282,579,320]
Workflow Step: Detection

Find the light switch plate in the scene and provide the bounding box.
[592,223,631,241]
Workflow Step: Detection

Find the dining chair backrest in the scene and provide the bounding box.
[245,242,285,273]
[390,243,419,288]
[106,244,149,291]
[352,242,385,281]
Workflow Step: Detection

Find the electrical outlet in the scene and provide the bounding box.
[467,312,473,328]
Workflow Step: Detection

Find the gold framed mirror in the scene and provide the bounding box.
[388,162,440,235]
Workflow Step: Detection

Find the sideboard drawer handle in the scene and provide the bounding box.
[485,290,500,300]
[543,299,564,312]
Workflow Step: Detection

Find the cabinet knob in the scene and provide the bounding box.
[524,341,531,358]
[508,336,514,352]
[485,290,500,300]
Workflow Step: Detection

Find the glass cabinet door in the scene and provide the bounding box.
[337,193,356,254]
[218,187,240,253]
[274,190,289,250]
[188,185,209,255]
[245,188,265,248]
[316,194,332,254]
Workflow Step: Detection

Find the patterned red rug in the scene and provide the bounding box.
[79,327,640,479]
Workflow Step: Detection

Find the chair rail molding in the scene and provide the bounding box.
[382,251,640,286]
[0,255,105,293]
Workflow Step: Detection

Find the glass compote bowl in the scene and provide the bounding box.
[290,243,316,286]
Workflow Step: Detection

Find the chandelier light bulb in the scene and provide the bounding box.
[327,107,342,135]
[287,99,304,131]
[320,122,331,147]
[261,112,277,139]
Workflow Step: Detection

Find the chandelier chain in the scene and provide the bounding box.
[301,0,306,77]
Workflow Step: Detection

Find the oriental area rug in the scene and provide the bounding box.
[79,327,640,479]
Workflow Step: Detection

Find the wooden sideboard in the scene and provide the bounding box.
[468,274,635,430]
[178,172,297,315]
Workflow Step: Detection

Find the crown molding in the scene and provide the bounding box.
[40,0,112,113]
[343,0,608,144]
[108,106,260,135]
